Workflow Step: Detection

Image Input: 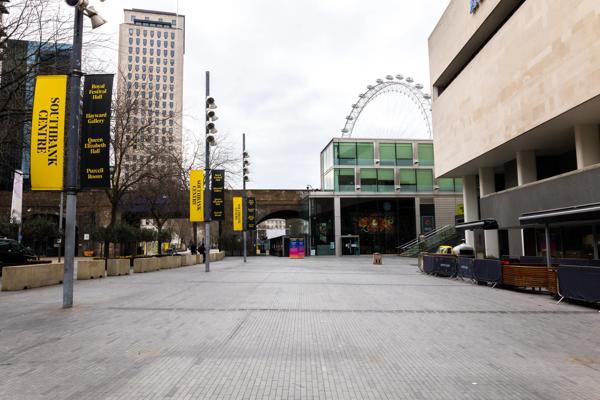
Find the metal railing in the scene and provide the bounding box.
[398,225,458,257]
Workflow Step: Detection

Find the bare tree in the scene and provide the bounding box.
[0,0,111,188]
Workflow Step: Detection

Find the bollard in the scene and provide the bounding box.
[372,252,383,265]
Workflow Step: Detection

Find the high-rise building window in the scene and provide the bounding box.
[157,31,162,38]
[143,39,147,46]
[129,38,133,45]
[171,41,175,48]
[157,40,161,48]
[143,30,147,37]
[163,40,168,47]
[128,47,133,54]
[150,39,154,46]
[136,28,140,35]
[170,50,175,57]
[150,30,154,38]
[136,38,140,45]
[418,143,434,166]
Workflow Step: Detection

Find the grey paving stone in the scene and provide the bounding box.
[0,256,599,399]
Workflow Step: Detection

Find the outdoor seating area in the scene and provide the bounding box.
[420,253,600,306]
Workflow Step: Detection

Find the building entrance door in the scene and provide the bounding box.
[341,235,360,255]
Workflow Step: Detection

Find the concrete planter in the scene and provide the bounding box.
[77,260,105,280]
[209,251,225,262]
[107,259,130,276]
[1,263,64,291]
[133,257,160,273]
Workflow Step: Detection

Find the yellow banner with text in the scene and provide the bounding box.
[30,75,68,190]
[189,170,205,222]
[233,196,243,231]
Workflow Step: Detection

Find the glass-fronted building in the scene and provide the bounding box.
[309,138,463,255]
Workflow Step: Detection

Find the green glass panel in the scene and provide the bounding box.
[396,143,413,166]
[357,143,374,166]
[379,143,396,166]
[377,169,395,192]
[399,169,416,184]
[360,168,377,192]
[438,178,455,192]
[418,143,434,166]
[416,169,433,192]
[335,168,355,192]
[338,142,356,165]
[454,178,463,193]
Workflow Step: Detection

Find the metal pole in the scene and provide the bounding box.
[58,191,63,263]
[243,133,247,262]
[63,7,84,309]
[544,224,552,268]
[204,71,211,272]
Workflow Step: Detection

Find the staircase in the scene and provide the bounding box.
[398,225,460,257]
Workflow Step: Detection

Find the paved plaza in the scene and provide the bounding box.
[1,256,599,400]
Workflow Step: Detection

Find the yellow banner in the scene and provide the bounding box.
[233,196,243,231]
[190,170,205,222]
[30,75,67,190]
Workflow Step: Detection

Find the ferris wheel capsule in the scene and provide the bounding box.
[415,83,424,90]
[376,78,384,84]
[395,74,404,80]
[406,77,414,83]
[385,75,394,80]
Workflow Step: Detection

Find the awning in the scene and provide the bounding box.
[455,219,498,231]
[519,202,600,226]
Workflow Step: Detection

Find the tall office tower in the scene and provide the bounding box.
[117,9,185,171]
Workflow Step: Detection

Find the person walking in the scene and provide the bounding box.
[199,241,206,263]
[190,241,197,255]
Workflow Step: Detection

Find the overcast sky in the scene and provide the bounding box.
[93,0,449,189]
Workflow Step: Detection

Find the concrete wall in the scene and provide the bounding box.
[430,0,600,177]
[480,164,600,228]
[133,257,160,273]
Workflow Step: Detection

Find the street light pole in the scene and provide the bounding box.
[242,133,247,263]
[204,71,211,273]
[62,6,84,309]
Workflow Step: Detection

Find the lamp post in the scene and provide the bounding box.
[242,135,250,262]
[204,72,218,272]
[63,0,106,309]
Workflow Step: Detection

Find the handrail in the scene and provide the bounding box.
[398,225,453,251]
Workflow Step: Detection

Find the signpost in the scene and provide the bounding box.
[80,74,113,189]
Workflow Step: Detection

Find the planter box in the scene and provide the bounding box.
[209,251,225,262]
[107,259,130,276]
[502,264,549,289]
[133,257,160,273]
[77,260,105,280]
[2,263,64,291]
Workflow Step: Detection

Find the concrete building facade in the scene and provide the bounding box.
[117,9,185,171]
[429,0,600,259]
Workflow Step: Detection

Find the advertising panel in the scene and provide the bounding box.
[80,74,113,189]
[289,237,305,259]
[211,169,225,220]
[246,197,256,230]
[30,75,67,190]
[233,196,243,231]
[189,170,205,222]
[10,170,23,224]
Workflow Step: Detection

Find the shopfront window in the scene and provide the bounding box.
[396,143,413,166]
[418,143,434,166]
[379,143,396,166]
[335,168,355,192]
[377,169,395,192]
[335,142,356,165]
[357,143,374,166]
[399,169,416,192]
[417,169,433,192]
[360,168,377,192]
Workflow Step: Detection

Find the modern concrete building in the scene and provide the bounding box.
[117,9,185,171]
[309,138,463,256]
[429,0,600,259]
